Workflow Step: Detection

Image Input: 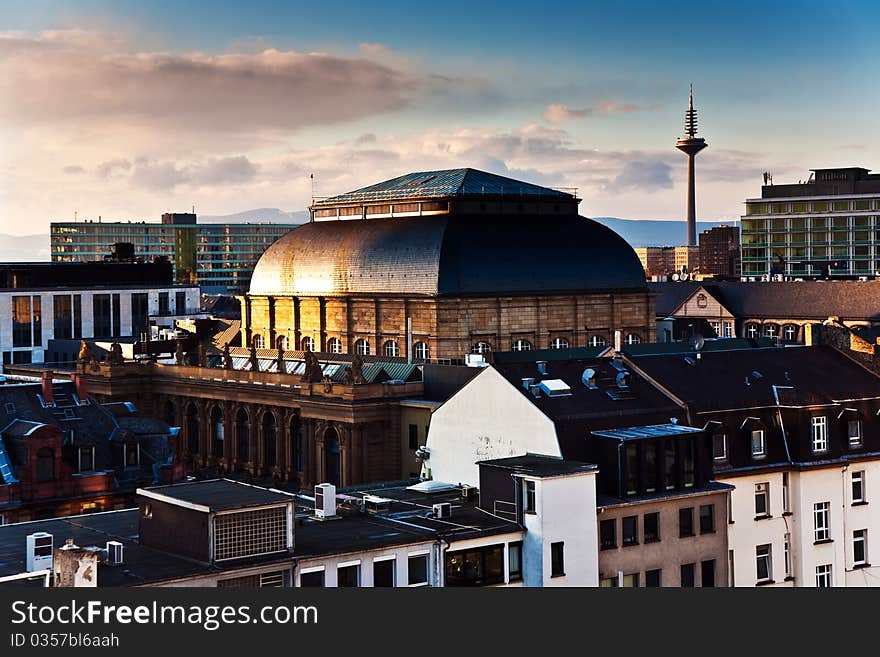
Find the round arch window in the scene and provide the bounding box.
[383,340,400,358]
[512,339,532,352]
[355,339,371,356]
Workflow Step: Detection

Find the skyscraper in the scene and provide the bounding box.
[676,85,708,247]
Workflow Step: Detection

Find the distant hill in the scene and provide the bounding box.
[199,208,309,224]
[0,234,51,261]
[592,217,738,247]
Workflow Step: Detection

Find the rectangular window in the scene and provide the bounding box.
[624,443,638,495]
[814,501,830,542]
[551,542,565,577]
[751,429,766,458]
[645,569,661,588]
[12,296,32,348]
[644,441,658,493]
[158,292,170,316]
[408,553,429,586]
[811,416,828,453]
[815,564,832,588]
[445,544,504,586]
[523,479,536,513]
[643,512,660,543]
[723,322,734,338]
[664,440,676,490]
[111,293,120,336]
[848,420,863,447]
[299,569,325,587]
[699,504,715,534]
[373,558,396,587]
[682,439,695,488]
[78,446,95,473]
[621,573,639,588]
[679,507,694,537]
[93,294,112,338]
[508,543,522,582]
[53,295,73,339]
[853,530,867,566]
[756,544,772,583]
[680,563,695,587]
[73,294,82,338]
[701,560,715,587]
[32,296,42,347]
[124,443,139,468]
[852,471,865,503]
[755,482,769,517]
[599,576,618,588]
[175,290,186,315]
[337,563,360,587]
[408,424,419,450]
[131,293,149,338]
[712,433,727,461]
[622,516,638,546]
[600,519,616,549]
[782,472,790,513]
[784,534,792,578]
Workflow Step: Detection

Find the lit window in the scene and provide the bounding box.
[723,322,734,338]
[383,340,399,358]
[853,529,868,566]
[355,339,371,356]
[746,324,759,339]
[624,333,641,345]
[852,471,865,503]
[550,337,569,349]
[471,341,492,354]
[848,420,863,447]
[621,573,639,587]
[815,563,832,588]
[252,334,265,349]
[326,338,342,354]
[301,336,315,352]
[811,416,828,453]
[756,544,772,583]
[588,335,606,347]
[764,324,777,338]
[783,325,797,342]
[814,501,830,542]
[751,429,766,458]
[413,342,430,361]
[511,339,532,352]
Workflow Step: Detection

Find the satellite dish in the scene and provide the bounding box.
[671,273,680,281]
[681,272,690,281]
[582,368,597,389]
[690,333,705,351]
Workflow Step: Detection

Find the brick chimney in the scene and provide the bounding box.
[41,371,54,406]
[72,373,88,400]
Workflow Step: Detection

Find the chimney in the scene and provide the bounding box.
[614,330,623,352]
[53,539,99,588]
[72,373,88,400]
[41,371,54,406]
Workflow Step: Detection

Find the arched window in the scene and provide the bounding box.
[625,333,641,345]
[36,447,54,482]
[512,339,532,352]
[551,337,569,349]
[252,334,265,349]
[764,324,778,338]
[276,335,287,351]
[185,403,199,456]
[262,412,277,469]
[783,324,798,342]
[301,336,315,352]
[588,335,607,347]
[746,324,759,339]
[355,339,371,356]
[326,338,342,354]
[210,406,224,458]
[235,407,249,466]
[471,342,492,355]
[414,342,430,361]
[383,340,400,358]
[324,427,340,486]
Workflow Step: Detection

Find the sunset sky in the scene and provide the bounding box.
[1,0,878,234]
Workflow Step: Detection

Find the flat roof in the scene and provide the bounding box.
[477,454,598,477]
[138,479,295,512]
[591,423,703,441]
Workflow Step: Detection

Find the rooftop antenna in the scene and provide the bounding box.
[310,173,317,205]
[74,210,77,221]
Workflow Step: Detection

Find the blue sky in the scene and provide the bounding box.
[0,0,878,233]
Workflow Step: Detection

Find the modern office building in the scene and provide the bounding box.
[0,257,199,367]
[699,225,740,277]
[635,245,700,278]
[741,167,880,279]
[51,213,299,294]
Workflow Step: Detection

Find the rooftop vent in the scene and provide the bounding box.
[363,495,393,514]
[539,379,572,397]
[314,483,337,519]
[26,532,53,572]
[615,372,630,389]
[106,541,124,565]
[432,502,452,519]
[536,361,548,376]
[521,377,535,390]
[610,359,628,373]
[528,384,542,399]
[582,368,598,389]
[460,484,476,500]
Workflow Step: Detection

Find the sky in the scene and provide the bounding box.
[0,0,878,235]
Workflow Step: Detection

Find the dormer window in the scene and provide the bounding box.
[811,416,828,453]
[78,446,96,473]
[712,433,727,461]
[848,420,863,447]
[751,429,766,459]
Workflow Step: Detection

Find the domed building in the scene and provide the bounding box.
[245,168,653,361]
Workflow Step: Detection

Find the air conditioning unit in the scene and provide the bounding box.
[314,483,337,519]
[106,541,124,565]
[26,532,53,572]
[432,502,452,519]
[363,495,393,514]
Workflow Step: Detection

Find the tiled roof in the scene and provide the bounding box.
[313,168,572,205]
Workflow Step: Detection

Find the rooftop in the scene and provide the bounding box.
[591,423,702,441]
[138,479,295,512]
[477,454,598,477]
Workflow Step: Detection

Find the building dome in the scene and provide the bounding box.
[249,214,646,297]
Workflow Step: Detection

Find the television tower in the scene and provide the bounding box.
[676,84,708,247]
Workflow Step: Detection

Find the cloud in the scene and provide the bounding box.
[128,155,259,191]
[542,100,640,123]
[606,159,674,192]
[96,158,132,178]
[62,165,85,175]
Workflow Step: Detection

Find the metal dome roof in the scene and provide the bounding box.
[248,214,646,297]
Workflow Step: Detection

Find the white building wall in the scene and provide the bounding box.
[425,367,561,486]
[295,542,439,587]
[521,473,599,587]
